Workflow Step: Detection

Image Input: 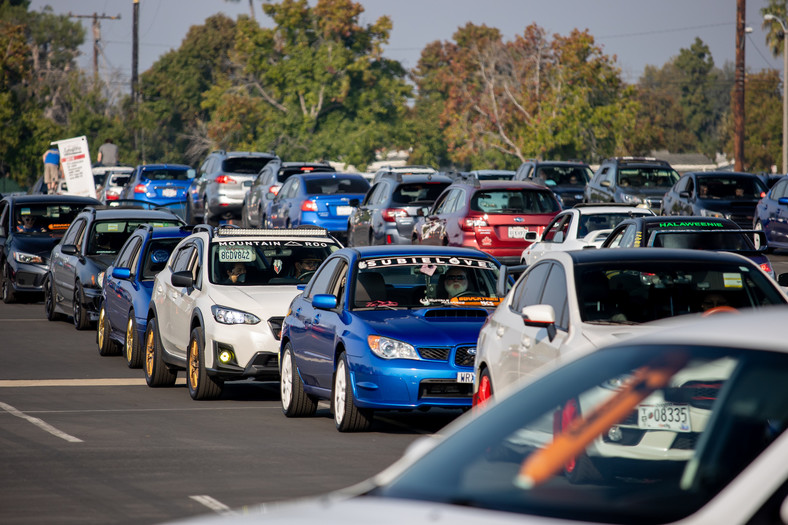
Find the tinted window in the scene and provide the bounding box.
[696,176,765,200]
[141,238,183,280]
[62,218,86,245]
[540,264,567,329]
[577,212,650,237]
[617,167,680,189]
[140,169,193,181]
[534,165,591,186]
[511,263,550,313]
[209,242,338,286]
[13,203,87,237]
[304,177,370,195]
[171,246,195,273]
[87,220,181,256]
[222,157,274,174]
[392,182,451,205]
[115,237,141,268]
[306,257,343,297]
[471,189,559,214]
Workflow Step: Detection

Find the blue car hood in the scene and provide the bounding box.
[355,308,488,346]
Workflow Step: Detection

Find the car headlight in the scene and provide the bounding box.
[368,335,419,360]
[211,305,261,325]
[97,271,105,288]
[699,208,725,218]
[620,193,642,204]
[13,251,44,264]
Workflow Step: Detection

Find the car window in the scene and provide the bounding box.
[363,183,383,206]
[141,238,182,280]
[534,166,590,187]
[618,167,680,189]
[306,257,343,298]
[392,182,450,205]
[433,190,457,215]
[696,176,764,200]
[13,203,86,237]
[141,169,191,181]
[62,218,85,246]
[511,262,550,313]
[539,264,568,330]
[0,201,8,235]
[222,157,273,174]
[115,237,141,269]
[542,214,569,243]
[171,245,195,273]
[578,213,648,237]
[87,220,181,256]
[773,180,788,199]
[287,178,300,198]
[471,189,559,214]
[209,242,338,286]
[618,224,638,247]
[304,177,369,195]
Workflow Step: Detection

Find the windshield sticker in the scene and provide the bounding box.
[723,273,743,288]
[20,208,31,215]
[359,257,495,269]
[365,300,399,308]
[658,221,724,229]
[420,264,437,276]
[273,259,283,274]
[420,296,502,307]
[151,250,170,264]
[218,246,256,263]
[107,223,119,232]
[48,224,69,230]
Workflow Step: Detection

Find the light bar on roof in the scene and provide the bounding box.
[216,228,330,237]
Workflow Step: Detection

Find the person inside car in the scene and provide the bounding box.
[223,262,247,284]
[294,257,320,282]
[16,215,46,233]
[443,267,473,298]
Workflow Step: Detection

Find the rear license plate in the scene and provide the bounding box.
[162,188,177,197]
[335,206,354,216]
[456,372,475,384]
[508,226,529,239]
[638,403,690,432]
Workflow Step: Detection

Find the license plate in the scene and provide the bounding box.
[508,226,529,239]
[456,372,475,384]
[162,188,177,197]
[335,206,354,216]
[638,403,690,432]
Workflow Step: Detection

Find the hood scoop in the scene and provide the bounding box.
[423,308,488,320]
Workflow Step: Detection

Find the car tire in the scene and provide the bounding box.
[73,281,91,330]
[2,265,17,304]
[559,398,610,484]
[97,304,119,356]
[280,343,317,417]
[44,276,65,321]
[475,368,494,406]
[187,326,223,400]
[333,352,372,432]
[144,317,177,387]
[124,314,143,368]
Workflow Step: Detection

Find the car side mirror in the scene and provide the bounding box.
[521,304,557,341]
[61,244,79,256]
[112,267,132,280]
[778,197,788,206]
[171,270,194,288]
[312,294,337,310]
[679,190,690,199]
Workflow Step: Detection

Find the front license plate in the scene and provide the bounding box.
[508,226,528,239]
[638,403,691,432]
[335,205,354,216]
[456,372,475,384]
[162,188,177,197]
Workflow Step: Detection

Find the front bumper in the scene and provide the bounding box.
[203,316,283,381]
[6,261,49,293]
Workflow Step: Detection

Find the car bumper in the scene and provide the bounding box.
[204,317,283,381]
[6,261,49,293]
[83,286,103,320]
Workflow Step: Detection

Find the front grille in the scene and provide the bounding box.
[418,379,473,399]
[424,309,488,320]
[267,316,284,341]
[671,432,700,450]
[454,346,476,367]
[418,347,450,361]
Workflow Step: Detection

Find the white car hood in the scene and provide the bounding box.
[208,286,301,316]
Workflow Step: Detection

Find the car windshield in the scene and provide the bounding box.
[618,167,680,189]
[392,182,451,205]
[109,175,130,187]
[575,261,784,325]
[87,220,182,256]
[352,257,502,309]
[471,189,560,214]
[13,203,85,237]
[304,177,369,195]
[649,230,755,251]
[223,157,274,174]
[535,166,592,186]
[140,238,182,280]
[372,342,788,523]
[209,242,338,285]
[577,212,651,236]
[696,176,765,199]
[141,169,192,181]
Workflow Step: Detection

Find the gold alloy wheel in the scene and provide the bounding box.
[97,308,106,349]
[145,328,155,377]
[188,338,199,390]
[125,318,134,364]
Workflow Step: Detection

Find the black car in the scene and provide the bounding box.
[514,159,593,208]
[0,194,100,303]
[45,206,184,329]
[346,173,453,246]
[242,161,335,228]
[584,156,680,213]
[661,171,767,228]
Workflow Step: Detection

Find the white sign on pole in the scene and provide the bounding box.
[54,136,96,199]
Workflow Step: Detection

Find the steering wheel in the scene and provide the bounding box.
[298,270,316,283]
[701,306,739,317]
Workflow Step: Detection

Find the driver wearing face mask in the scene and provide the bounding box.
[224,262,247,284]
[444,267,469,298]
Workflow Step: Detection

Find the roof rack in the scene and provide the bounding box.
[215,227,332,238]
[573,203,647,208]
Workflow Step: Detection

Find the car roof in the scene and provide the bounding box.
[202,226,342,245]
[84,207,184,220]
[384,174,453,185]
[564,246,753,265]
[685,171,760,177]
[570,204,653,215]
[296,172,366,180]
[145,226,193,239]
[138,164,192,170]
[528,160,590,167]
[450,180,548,191]
[341,244,501,261]
[4,194,100,206]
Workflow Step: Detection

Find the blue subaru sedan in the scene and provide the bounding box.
[97,225,192,367]
[279,245,508,432]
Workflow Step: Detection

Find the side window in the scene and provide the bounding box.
[287,179,300,199]
[675,176,690,192]
[540,264,568,330]
[436,190,459,214]
[431,191,451,214]
[619,224,638,248]
[0,201,8,236]
[306,257,343,298]
[510,262,551,313]
[363,183,381,206]
[330,261,349,307]
[189,239,203,287]
[592,167,607,185]
[542,215,567,243]
[375,182,391,205]
[277,179,293,200]
[449,189,466,213]
[603,169,616,186]
[171,245,194,273]
[63,218,86,246]
[685,177,695,195]
[772,180,787,199]
[605,227,626,248]
[116,237,141,269]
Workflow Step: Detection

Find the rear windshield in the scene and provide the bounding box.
[13,203,86,237]
[222,157,274,174]
[278,165,335,183]
[617,167,680,189]
[392,182,451,205]
[109,175,130,187]
[471,189,560,214]
[140,238,182,280]
[650,230,755,251]
[697,176,765,199]
[87,220,182,256]
[141,169,193,181]
[535,165,592,186]
[304,177,370,195]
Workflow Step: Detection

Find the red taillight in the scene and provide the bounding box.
[382,208,407,222]
[133,184,146,193]
[301,200,318,212]
[460,217,488,231]
[105,194,118,201]
[761,262,773,274]
[215,175,237,184]
[268,185,281,195]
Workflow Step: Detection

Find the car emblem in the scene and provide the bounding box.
[273,259,282,274]
[514,217,524,222]
[467,347,477,356]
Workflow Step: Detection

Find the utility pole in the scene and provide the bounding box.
[734,0,746,171]
[68,12,121,83]
[132,0,139,105]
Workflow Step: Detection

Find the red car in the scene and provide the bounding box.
[412,180,561,264]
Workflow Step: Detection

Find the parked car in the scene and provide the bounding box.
[45,206,184,329]
[242,161,335,228]
[600,215,774,278]
[97,224,192,366]
[514,159,593,208]
[266,172,369,244]
[144,226,342,400]
[412,180,561,265]
[475,248,788,407]
[0,194,99,303]
[187,150,279,225]
[279,245,508,431]
[584,156,680,213]
[520,203,654,265]
[173,307,788,525]
[95,167,134,203]
[661,171,766,228]
[346,173,452,247]
[753,174,788,251]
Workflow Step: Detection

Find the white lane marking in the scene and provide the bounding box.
[0,378,186,387]
[0,401,83,443]
[190,495,236,515]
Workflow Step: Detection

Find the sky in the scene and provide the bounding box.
[29,0,782,93]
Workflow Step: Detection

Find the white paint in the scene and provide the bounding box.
[0,401,83,443]
[189,495,236,515]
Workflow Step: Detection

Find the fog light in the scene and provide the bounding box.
[608,426,623,442]
[218,350,234,364]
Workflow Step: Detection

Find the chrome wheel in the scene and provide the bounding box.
[334,359,347,425]
[280,350,293,409]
